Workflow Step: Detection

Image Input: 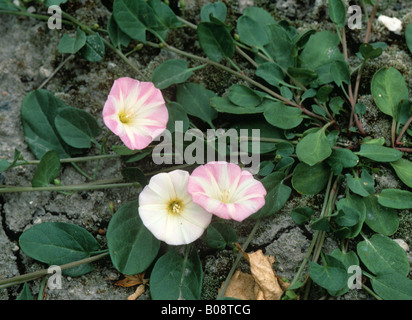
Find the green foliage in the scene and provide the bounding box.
[106,200,160,275]
[197,20,234,63]
[58,28,86,54]
[176,82,217,127]
[152,59,195,89]
[20,89,100,159]
[31,150,61,187]
[79,34,105,62]
[19,222,101,276]
[205,222,238,249]
[296,126,332,166]
[150,247,203,300]
[5,0,412,301]
[371,67,409,121]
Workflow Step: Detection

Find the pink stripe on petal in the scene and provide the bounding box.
[110,77,140,101]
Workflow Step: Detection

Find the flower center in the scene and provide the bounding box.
[118,111,137,124]
[168,199,183,215]
[220,189,231,203]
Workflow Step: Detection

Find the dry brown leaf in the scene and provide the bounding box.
[247,249,283,300]
[230,244,283,300]
[115,273,147,288]
[219,270,256,300]
[127,284,145,300]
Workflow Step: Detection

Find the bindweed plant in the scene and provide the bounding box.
[1,0,412,301]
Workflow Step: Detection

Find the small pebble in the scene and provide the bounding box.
[393,239,409,252]
[377,15,402,34]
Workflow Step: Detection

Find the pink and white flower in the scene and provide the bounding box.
[187,161,267,222]
[103,77,168,150]
[138,170,213,245]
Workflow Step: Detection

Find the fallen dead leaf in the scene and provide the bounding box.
[219,270,256,300]
[246,249,283,300]
[220,244,284,300]
[115,273,147,288]
[127,284,145,300]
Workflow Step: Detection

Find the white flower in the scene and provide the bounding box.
[138,170,213,245]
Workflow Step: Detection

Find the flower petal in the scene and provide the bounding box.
[187,161,267,221]
[102,77,168,150]
[138,170,212,245]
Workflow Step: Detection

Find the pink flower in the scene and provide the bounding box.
[138,170,213,245]
[187,161,267,222]
[103,77,168,150]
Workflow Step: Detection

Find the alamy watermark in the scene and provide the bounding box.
[47,5,62,30]
[151,122,261,174]
[47,265,62,290]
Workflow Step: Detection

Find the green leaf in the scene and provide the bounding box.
[300,31,345,72]
[287,67,318,85]
[0,0,18,10]
[151,59,194,90]
[255,62,286,88]
[333,205,361,227]
[357,234,409,276]
[359,43,383,60]
[16,283,34,300]
[106,200,160,275]
[200,1,227,22]
[258,161,275,176]
[57,27,86,54]
[107,15,131,48]
[308,254,347,291]
[176,82,217,128]
[251,172,291,219]
[406,24,412,55]
[112,0,150,43]
[296,127,332,166]
[121,167,148,186]
[371,272,412,300]
[264,24,294,68]
[292,162,330,195]
[150,247,203,300]
[211,96,266,115]
[355,144,402,162]
[390,158,412,188]
[328,0,346,27]
[334,193,366,239]
[228,84,262,108]
[54,107,101,149]
[147,0,182,29]
[328,249,359,296]
[166,102,190,133]
[346,169,374,197]
[377,189,412,209]
[205,222,237,250]
[197,21,234,63]
[237,15,269,48]
[20,90,82,159]
[31,150,61,188]
[45,0,67,5]
[371,67,409,121]
[0,149,23,174]
[291,207,315,225]
[231,118,283,154]
[19,222,100,276]
[330,60,350,87]
[362,195,399,236]
[329,96,345,115]
[326,148,359,175]
[242,6,277,26]
[263,101,303,130]
[79,34,105,62]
